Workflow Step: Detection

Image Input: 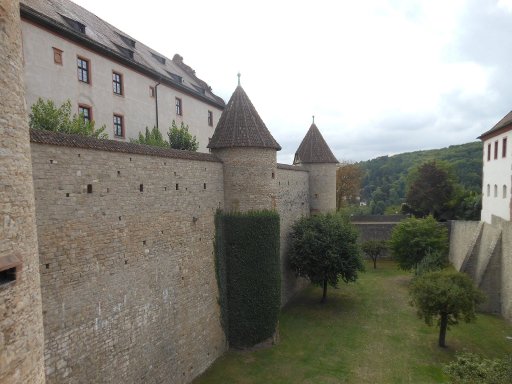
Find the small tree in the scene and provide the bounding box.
[29,98,107,138]
[409,270,485,347]
[131,126,169,147]
[336,161,363,210]
[389,216,448,271]
[289,213,364,303]
[361,240,387,269]
[168,120,198,151]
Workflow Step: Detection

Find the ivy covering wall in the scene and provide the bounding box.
[215,210,281,348]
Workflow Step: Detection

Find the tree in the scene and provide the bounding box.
[29,98,107,138]
[409,270,484,347]
[389,216,448,271]
[289,213,364,303]
[405,160,456,220]
[131,126,168,147]
[336,161,363,210]
[361,240,388,269]
[168,120,198,151]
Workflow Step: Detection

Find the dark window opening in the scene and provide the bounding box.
[0,267,17,285]
[175,98,182,116]
[208,110,213,126]
[487,143,491,161]
[87,184,93,193]
[503,137,507,158]
[114,114,124,137]
[203,183,206,189]
[66,193,70,197]
[494,141,499,159]
[143,240,146,245]
[176,183,179,190]
[140,184,144,192]
[113,72,123,95]
[77,57,90,83]
[45,264,50,269]
[272,172,275,179]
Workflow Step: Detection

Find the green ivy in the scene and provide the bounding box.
[215,210,281,348]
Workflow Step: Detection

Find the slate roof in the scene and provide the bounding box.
[293,123,338,164]
[20,0,224,108]
[479,111,512,139]
[30,129,221,162]
[207,86,281,150]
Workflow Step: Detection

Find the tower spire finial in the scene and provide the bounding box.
[312,115,315,124]
[237,72,241,86]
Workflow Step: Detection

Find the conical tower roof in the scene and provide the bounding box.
[207,85,281,150]
[294,123,338,164]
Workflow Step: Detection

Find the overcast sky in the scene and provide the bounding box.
[73,0,512,164]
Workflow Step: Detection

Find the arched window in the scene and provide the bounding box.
[494,184,498,197]
[487,184,490,196]
[503,185,507,199]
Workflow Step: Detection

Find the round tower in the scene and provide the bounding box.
[0,1,46,382]
[208,77,281,212]
[294,119,338,213]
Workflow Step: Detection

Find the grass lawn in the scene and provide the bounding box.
[193,260,512,384]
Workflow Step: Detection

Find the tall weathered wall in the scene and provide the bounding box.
[276,165,310,304]
[300,163,336,213]
[449,220,512,322]
[0,1,46,382]
[30,135,226,383]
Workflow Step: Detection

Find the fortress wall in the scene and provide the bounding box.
[276,165,310,304]
[501,221,512,321]
[31,141,226,383]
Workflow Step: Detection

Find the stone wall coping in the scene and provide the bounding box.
[277,163,308,172]
[30,129,222,163]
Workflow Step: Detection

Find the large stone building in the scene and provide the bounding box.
[20,0,225,152]
[479,111,512,223]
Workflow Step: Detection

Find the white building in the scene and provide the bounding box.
[479,111,512,223]
[20,0,224,152]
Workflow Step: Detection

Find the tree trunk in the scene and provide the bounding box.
[439,312,448,348]
[321,279,327,303]
[373,257,377,269]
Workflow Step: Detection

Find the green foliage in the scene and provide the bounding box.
[415,249,449,276]
[130,126,169,147]
[168,120,199,151]
[29,98,107,138]
[404,160,456,220]
[214,211,228,335]
[289,213,364,302]
[390,216,448,271]
[361,240,388,269]
[409,270,485,347]
[216,210,281,348]
[444,353,512,384]
[359,142,482,215]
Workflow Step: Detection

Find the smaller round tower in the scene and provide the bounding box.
[294,119,338,213]
[208,76,281,212]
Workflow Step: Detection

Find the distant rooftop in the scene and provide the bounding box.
[208,85,281,150]
[20,0,225,109]
[294,123,338,164]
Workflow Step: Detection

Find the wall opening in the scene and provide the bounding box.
[176,183,179,190]
[140,184,144,192]
[0,267,16,285]
[87,184,93,193]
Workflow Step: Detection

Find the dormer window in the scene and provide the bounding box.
[151,52,166,65]
[117,33,136,48]
[166,71,183,84]
[60,14,86,34]
[114,44,134,59]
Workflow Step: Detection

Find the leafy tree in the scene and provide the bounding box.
[289,213,364,303]
[168,120,198,151]
[389,216,448,271]
[336,161,363,210]
[29,98,107,138]
[409,270,485,347]
[415,250,448,276]
[361,240,387,269]
[444,352,512,384]
[405,160,456,220]
[131,126,168,147]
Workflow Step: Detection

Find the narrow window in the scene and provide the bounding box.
[494,184,498,197]
[77,57,90,83]
[208,110,213,126]
[494,141,498,159]
[113,114,124,137]
[112,72,123,95]
[78,105,91,123]
[149,86,155,97]
[87,184,93,193]
[503,185,507,198]
[53,47,63,65]
[487,143,491,161]
[487,184,490,196]
[503,137,507,158]
[175,97,182,116]
[140,184,144,192]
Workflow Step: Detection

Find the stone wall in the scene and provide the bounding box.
[31,137,226,383]
[449,220,512,322]
[276,164,310,304]
[300,163,336,213]
[0,1,46,382]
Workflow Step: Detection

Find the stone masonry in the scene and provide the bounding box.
[0,1,46,383]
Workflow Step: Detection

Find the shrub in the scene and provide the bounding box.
[444,352,512,384]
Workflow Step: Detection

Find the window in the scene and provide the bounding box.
[488,143,491,161]
[78,105,91,123]
[494,184,498,197]
[487,184,490,196]
[53,47,63,65]
[77,57,90,83]
[112,72,123,95]
[113,114,124,137]
[503,185,507,198]
[175,97,182,116]
[503,137,507,158]
[208,110,213,126]
[494,141,498,159]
